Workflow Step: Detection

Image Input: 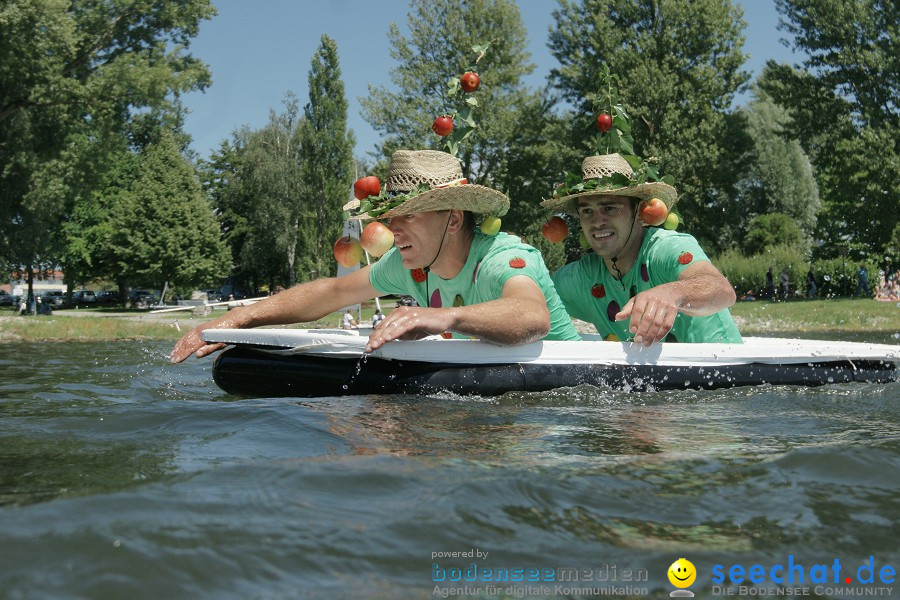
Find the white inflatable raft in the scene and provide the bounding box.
[201,328,900,397]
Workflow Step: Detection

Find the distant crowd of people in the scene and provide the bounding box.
[741,264,893,302]
[876,269,900,301]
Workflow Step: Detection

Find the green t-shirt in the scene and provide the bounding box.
[551,228,743,343]
[369,231,580,341]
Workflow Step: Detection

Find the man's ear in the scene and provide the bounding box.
[446,209,466,234]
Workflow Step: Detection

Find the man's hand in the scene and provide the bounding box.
[615,286,680,346]
[171,323,226,363]
[365,306,456,353]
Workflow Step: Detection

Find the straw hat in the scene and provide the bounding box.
[343,150,508,220]
[541,153,677,214]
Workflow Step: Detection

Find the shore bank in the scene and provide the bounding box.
[1,298,897,343]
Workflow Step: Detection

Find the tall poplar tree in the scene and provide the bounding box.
[548,0,751,250]
[300,35,355,279]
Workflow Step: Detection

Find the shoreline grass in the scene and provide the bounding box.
[1,298,897,343]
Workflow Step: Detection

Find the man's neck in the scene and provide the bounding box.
[429,229,474,279]
[602,226,644,276]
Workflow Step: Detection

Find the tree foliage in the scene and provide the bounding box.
[67,129,228,298]
[300,35,355,281]
[358,0,557,238]
[0,0,215,291]
[736,92,820,248]
[742,213,805,255]
[760,0,898,258]
[548,0,752,251]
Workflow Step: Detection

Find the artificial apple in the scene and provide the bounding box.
[663,212,679,230]
[353,176,381,200]
[333,236,364,268]
[596,113,612,132]
[639,197,668,226]
[460,71,481,93]
[541,216,568,243]
[432,115,454,137]
[480,215,501,236]
[359,221,395,257]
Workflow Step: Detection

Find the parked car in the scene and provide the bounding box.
[42,291,67,307]
[0,291,15,306]
[128,289,155,307]
[96,290,121,305]
[73,290,97,304]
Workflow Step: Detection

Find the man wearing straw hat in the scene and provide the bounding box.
[543,152,742,346]
[171,149,579,364]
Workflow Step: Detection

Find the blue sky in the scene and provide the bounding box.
[180,0,804,162]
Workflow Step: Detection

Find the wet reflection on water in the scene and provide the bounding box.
[0,340,898,598]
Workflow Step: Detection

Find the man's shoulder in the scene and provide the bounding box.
[554,252,601,279]
[643,227,700,246]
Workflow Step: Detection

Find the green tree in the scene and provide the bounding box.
[760,0,898,258]
[0,0,214,295]
[239,96,306,289]
[300,35,355,280]
[71,130,229,301]
[742,213,805,255]
[359,0,556,238]
[202,135,255,289]
[736,92,820,245]
[548,0,751,251]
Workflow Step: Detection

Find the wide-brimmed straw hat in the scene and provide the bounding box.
[343,150,509,220]
[541,153,677,214]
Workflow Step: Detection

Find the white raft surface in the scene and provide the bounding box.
[202,328,900,397]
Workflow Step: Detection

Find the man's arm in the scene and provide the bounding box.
[615,261,737,346]
[171,267,379,363]
[365,275,550,352]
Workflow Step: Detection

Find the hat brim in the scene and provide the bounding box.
[541,181,678,214]
[349,184,509,220]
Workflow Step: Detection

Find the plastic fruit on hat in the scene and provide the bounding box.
[596,113,612,132]
[480,215,501,236]
[333,236,364,268]
[663,212,679,230]
[639,197,668,227]
[541,216,568,243]
[359,221,394,257]
[432,115,454,137]
[460,71,481,93]
[353,176,381,200]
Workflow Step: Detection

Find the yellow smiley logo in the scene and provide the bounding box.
[668,558,697,588]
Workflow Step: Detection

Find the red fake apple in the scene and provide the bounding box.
[541,216,568,243]
[333,236,364,268]
[596,113,612,132]
[359,221,395,257]
[639,197,668,226]
[432,115,454,137]
[460,71,481,93]
[353,176,381,200]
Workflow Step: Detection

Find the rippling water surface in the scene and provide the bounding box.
[1,340,898,599]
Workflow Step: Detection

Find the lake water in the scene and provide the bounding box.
[1,340,898,599]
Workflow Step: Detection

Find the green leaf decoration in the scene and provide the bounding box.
[465,96,478,107]
[621,154,642,170]
[458,107,476,128]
